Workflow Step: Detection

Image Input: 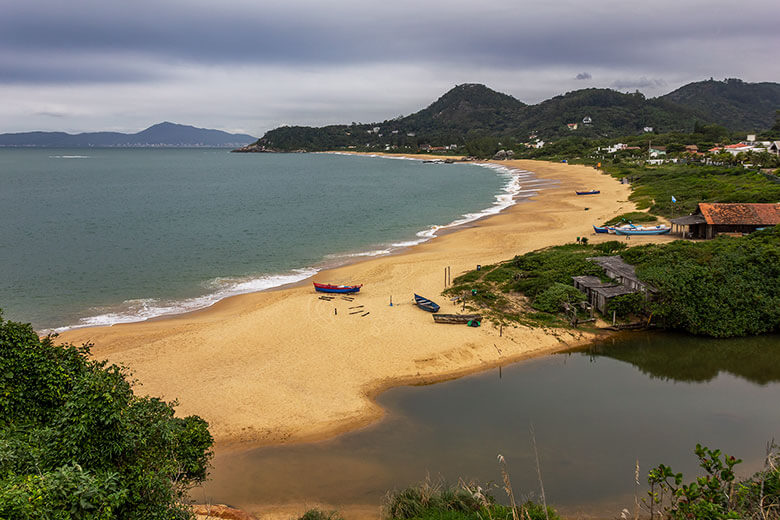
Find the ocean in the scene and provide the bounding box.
[0,149,534,331]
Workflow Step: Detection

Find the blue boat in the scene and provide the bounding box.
[614,226,670,236]
[576,190,600,195]
[414,294,440,313]
[313,282,363,293]
[593,225,609,233]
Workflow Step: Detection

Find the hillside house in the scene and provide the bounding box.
[670,202,780,239]
[649,146,666,158]
[769,141,780,156]
[567,123,578,130]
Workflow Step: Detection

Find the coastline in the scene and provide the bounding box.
[47,155,534,334]
[57,158,660,448]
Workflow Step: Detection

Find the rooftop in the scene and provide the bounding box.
[588,256,640,281]
[698,203,780,226]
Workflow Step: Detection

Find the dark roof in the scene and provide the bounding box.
[670,214,707,225]
[588,256,639,281]
[592,285,634,298]
[698,203,780,226]
[572,275,605,288]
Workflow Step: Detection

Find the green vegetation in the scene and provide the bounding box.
[603,212,658,226]
[0,312,213,519]
[603,164,780,217]
[445,242,608,327]
[446,227,780,337]
[383,480,558,520]
[297,509,345,520]
[646,443,780,519]
[622,227,780,337]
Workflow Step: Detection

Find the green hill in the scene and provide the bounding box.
[658,78,780,131]
[251,79,780,151]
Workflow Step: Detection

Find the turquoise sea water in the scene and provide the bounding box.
[0,149,535,331]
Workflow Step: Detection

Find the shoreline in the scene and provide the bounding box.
[57,158,660,449]
[46,155,539,334]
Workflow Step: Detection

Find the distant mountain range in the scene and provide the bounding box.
[251,78,780,151]
[0,122,256,148]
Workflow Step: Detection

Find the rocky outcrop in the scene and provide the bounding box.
[492,149,515,160]
[231,142,279,153]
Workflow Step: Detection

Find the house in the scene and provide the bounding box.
[583,116,592,125]
[670,203,780,239]
[649,146,666,158]
[572,276,633,314]
[588,256,657,296]
[567,123,578,130]
[684,145,699,153]
[768,141,780,156]
[573,256,657,314]
[643,127,654,133]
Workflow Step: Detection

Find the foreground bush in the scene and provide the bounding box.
[383,480,558,520]
[646,443,780,519]
[0,312,213,519]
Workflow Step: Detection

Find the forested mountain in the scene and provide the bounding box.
[0,122,256,147]
[251,79,780,152]
[658,78,780,131]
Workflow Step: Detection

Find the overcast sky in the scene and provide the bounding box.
[1,0,778,136]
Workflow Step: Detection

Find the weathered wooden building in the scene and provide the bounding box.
[670,203,780,239]
[572,256,656,314]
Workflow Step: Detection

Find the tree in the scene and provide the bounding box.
[0,312,213,519]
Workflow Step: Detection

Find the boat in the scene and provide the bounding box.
[576,190,600,195]
[614,226,671,236]
[593,225,609,234]
[313,282,363,293]
[414,294,440,312]
[432,314,482,324]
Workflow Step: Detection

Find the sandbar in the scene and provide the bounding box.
[58,158,666,447]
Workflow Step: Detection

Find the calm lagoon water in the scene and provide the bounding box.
[0,149,526,330]
[198,332,780,518]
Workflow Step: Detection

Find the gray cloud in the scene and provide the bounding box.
[611,77,668,90]
[0,0,777,134]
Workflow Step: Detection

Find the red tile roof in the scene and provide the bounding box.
[698,203,780,226]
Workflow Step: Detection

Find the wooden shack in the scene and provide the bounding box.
[671,203,780,239]
[572,275,633,314]
[572,256,656,314]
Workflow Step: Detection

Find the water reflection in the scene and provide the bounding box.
[196,333,780,517]
[579,332,780,384]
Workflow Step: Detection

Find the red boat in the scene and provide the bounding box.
[313,282,363,294]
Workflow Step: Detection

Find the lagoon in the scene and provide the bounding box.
[198,332,780,518]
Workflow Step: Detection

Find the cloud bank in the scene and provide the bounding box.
[1,0,778,134]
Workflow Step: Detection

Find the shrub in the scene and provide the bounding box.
[594,240,627,254]
[606,292,647,318]
[0,312,213,520]
[532,283,586,313]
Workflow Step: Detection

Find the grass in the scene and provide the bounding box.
[603,211,659,226]
[382,477,559,520]
[602,163,780,217]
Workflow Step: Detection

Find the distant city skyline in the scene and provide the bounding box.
[1,0,778,135]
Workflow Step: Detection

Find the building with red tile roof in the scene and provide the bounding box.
[671,203,780,239]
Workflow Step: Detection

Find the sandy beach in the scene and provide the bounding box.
[58,158,662,448]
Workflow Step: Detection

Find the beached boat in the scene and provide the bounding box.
[313,282,363,293]
[593,225,609,234]
[614,226,670,236]
[576,190,600,195]
[432,314,482,324]
[414,294,440,312]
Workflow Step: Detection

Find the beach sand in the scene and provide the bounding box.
[58,159,669,448]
